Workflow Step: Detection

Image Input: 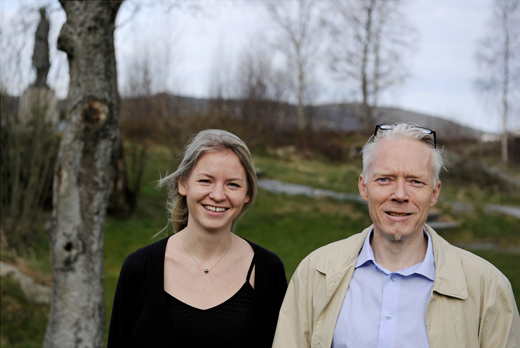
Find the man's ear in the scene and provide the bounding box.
[178,178,187,196]
[430,181,441,207]
[358,175,368,202]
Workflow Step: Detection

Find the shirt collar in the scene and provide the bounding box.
[356,228,436,281]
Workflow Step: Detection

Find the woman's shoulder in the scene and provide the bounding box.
[244,239,288,296]
[122,235,170,270]
[245,240,281,262]
[244,239,286,279]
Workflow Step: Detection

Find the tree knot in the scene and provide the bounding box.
[58,239,84,270]
[81,100,107,130]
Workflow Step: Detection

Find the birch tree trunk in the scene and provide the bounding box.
[475,0,519,164]
[265,0,323,132]
[44,1,123,347]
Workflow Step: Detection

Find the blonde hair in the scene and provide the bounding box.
[157,129,257,233]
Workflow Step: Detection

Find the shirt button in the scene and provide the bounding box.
[391,275,397,282]
[386,314,392,320]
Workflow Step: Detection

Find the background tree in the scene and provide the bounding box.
[44,1,123,347]
[235,39,288,137]
[325,0,417,128]
[475,0,520,163]
[207,39,235,120]
[265,0,323,131]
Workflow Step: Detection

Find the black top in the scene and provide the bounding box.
[165,257,256,347]
[107,236,287,348]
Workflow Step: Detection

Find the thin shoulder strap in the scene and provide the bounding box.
[246,254,256,282]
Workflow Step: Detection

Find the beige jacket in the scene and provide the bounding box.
[273,225,520,348]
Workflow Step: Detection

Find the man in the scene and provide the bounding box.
[273,123,520,348]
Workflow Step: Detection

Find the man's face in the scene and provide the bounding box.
[358,138,441,242]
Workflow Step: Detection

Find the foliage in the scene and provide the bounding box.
[119,94,376,164]
[0,106,60,251]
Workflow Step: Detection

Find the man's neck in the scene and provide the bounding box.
[370,229,428,272]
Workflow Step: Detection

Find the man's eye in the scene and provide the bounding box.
[378,178,389,182]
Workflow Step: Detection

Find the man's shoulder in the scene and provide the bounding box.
[297,228,370,271]
[309,233,364,257]
[432,230,512,288]
[449,244,511,284]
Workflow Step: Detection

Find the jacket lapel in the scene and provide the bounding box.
[427,225,468,300]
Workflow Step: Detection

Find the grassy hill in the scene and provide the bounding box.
[1,143,519,347]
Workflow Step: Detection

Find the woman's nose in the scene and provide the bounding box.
[209,183,226,201]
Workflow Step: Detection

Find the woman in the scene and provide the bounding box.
[108,129,287,348]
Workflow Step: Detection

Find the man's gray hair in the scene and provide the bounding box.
[361,123,444,186]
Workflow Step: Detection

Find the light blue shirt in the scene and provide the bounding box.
[332,229,435,348]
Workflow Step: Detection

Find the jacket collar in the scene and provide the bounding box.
[314,225,469,301]
[425,224,468,300]
[315,227,370,302]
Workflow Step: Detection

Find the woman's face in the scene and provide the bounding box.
[178,149,250,233]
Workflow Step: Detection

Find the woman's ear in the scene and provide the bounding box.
[178,178,187,196]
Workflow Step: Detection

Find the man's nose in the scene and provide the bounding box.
[392,180,409,203]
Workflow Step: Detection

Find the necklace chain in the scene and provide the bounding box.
[182,233,232,274]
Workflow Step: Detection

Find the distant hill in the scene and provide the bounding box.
[2,92,483,140]
[149,94,484,140]
[157,95,483,140]
[311,103,483,140]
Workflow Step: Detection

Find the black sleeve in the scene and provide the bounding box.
[107,250,148,348]
[265,251,288,347]
[251,245,288,348]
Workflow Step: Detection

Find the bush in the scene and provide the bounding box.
[0,109,60,250]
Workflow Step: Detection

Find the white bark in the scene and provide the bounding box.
[44,1,123,347]
[475,0,520,163]
[326,0,416,127]
[265,0,323,131]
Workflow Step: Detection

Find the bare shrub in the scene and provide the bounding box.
[0,94,60,250]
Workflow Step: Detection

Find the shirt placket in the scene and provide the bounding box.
[378,272,400,348]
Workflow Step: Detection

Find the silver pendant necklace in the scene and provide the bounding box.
[183,232,232,274]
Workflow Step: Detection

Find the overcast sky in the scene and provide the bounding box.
[1,0,517,134]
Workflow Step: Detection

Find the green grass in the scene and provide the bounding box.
[0,277,49,348]
[238,191,371,277]
[253,153,362,194]
[1,147,520,347]
[468,249,520,300]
